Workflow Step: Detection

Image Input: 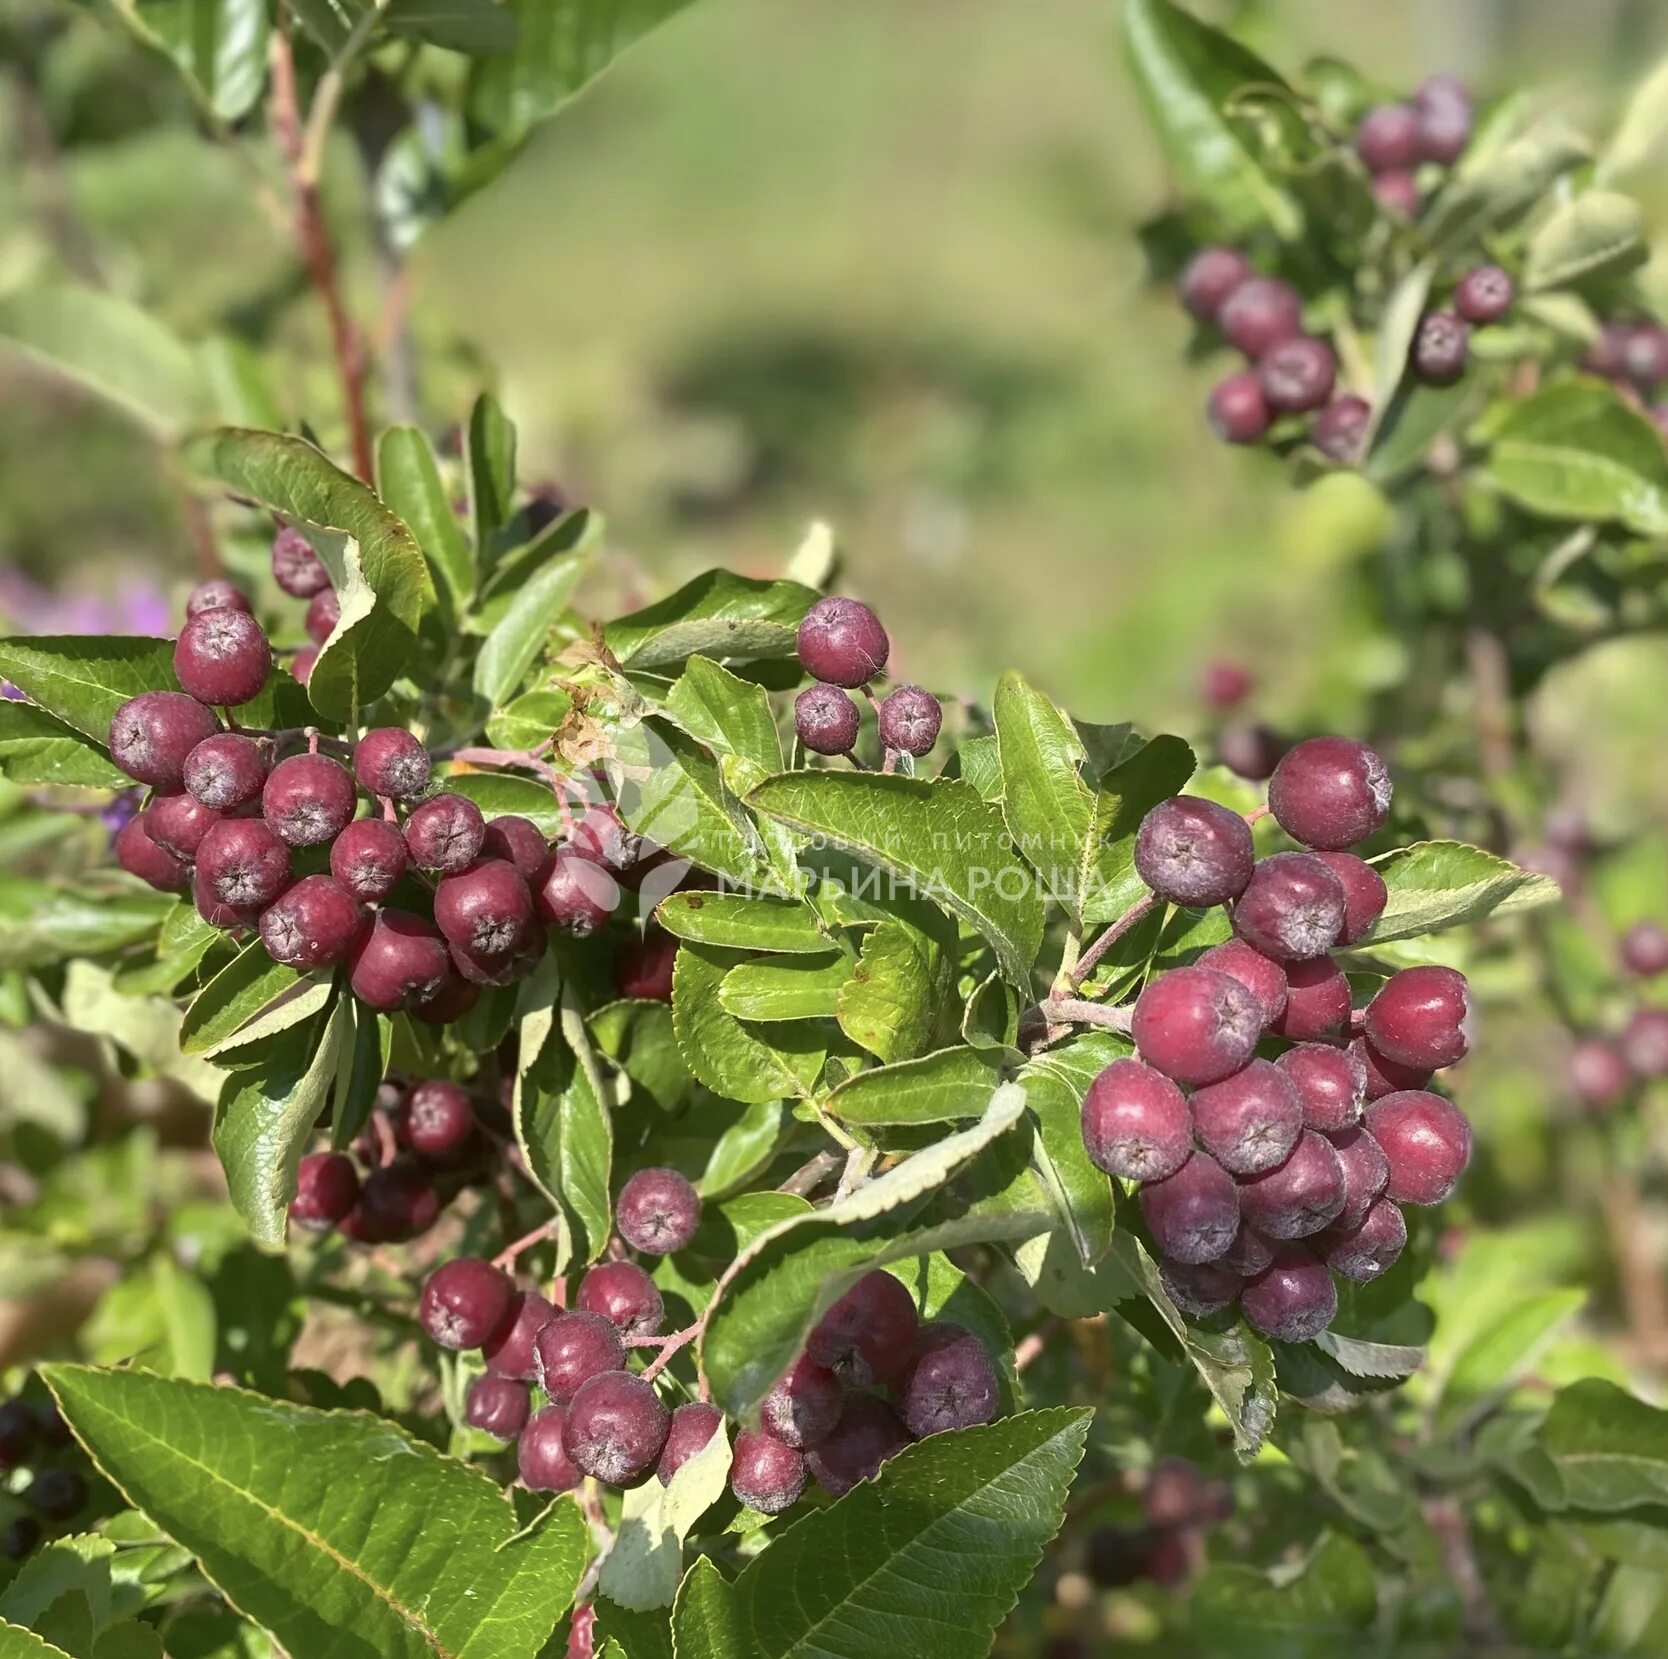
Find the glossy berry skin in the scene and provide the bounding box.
[1325,1196,1407,1283]
[805,1395,911,1497]
[577,1260,665,1339]
[1218,722,1286,782]
[660,1402,725,1482]
[761,1354,843,1450]
[291,1151,359,1231]
[174,609,271,708]
[1355,103,1419,172]
[1232,852,1345,962]
[467,1375,530,1441]
[264,754,357,847]
[1312,395,1371,464]
[397,1080,476,1164]
[535,1310,627,1407]
[110,691,221,791]
[115,815,189,892]
[1134,796,1255,907]
[1190,1059,1303,1176]
[808,1269,919,1388]
[348,909,450,1012]
[1219,277,1302,360]
[344,1163,439,1243]
[1269,736,1392,851]
[1179,246,1249,322]
[26,1467,88,1521]
[518,1406,582,1492]
[483,1290,557,1381]
[1235,1129,1346,1240]
[1455,265,1514,326]
[1351,1036,1432,1102]
[1206,372,1270,445]
[1624,1008,1668,1078]
[1221,1222,1275,1278]
[1133,964,1263,1085]
[1568,1037,1631,1110]
[797,596,889,688]
[1365,1090,1472,1205]
[184,732,268,811]
[403,793,485,875]
[259,875,366,969]
[196,818,292,913]
[1197,938,1288,1028]
[1329,1123,1391,1233]
[615,931,678,1001]
[533,848,618,934]
[1241,1247,1337,1343]
[185,578,250,617]
[1622,921,1668,977]
[616,1167,702,1255]
[421,1258,512,1351]
[353,728,432,800]
[1414,75,1472,164]
[1278,1043,1365,1133]
[1413,310,1469,385]
[570,802,641,874]
[434,858,534,960]
[1158,1257,1242,1319]
[1081,1057,1192,1183]
[271,526,331,597]
[563,1371,669,1487]
[877,685,942,757]
[330,817,409,902]
[1364,966,1471,1070]
[1372,170,1421,219]
[1271,956,1351,1042]
[305,587,340,645]
[794,685,860,755]
[1258,335,1337,415]
[1312,851,1388,944]
[1138,1152,1240,1265]
[483,814,549,880]
[731,1428,807,1514]
[899,1323,999,1438]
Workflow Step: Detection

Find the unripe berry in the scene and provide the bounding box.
[353,728,432,800]
[1329,1123,1391,1233]
[1138,1152,1240,1265]
[1270,955,1351,1042]
[271,526,331,598]
[291,1151,359,1231]
[304,587,340,646]
[421,1257,512,1350]
[343,1162,439,1243]
[196,818,292,913]
[899,1323,999,1438]
[1312,850,1388,944]
[794,684,860,755]
[1200,659,1253,710]
[1235,1128,1346,1239]
[1218,721,1286,781]
[185,579,250,617]
[184,732,268,811]
[1364,965,1472,1070]
[1277,1042,1365,1133]
[797,596,889,688]
[1324,1194,1407,1283]
[483,1289,557,1381]
[616,1167,702,1255]
[1133,964,1264,1085]
[330,817,409,902]
[577,1260,665,1339]
[1134,796,1255,907]
[1622,921,1668,978]
[467,1375,530,1441]
[563,1371,669,1487]
[434,858,534,960]
[405,792,486,874]
[1355,103,1419,172]
[1365,1090,1471,1204]
[518,1405,582,1492]
[805,1395,911,1496]
[1241,1247,1336,1343]
[1626,323,1668,392]
[1311,395,1371,464]
[730,1428,807,1513]
[533,848,618,934]
[259,875,367,969]
[761,1354,843,1450]
[1220,1222,1274,1278]
[535,1311,626,1407]
[877,685,942,757]
[396,1080,477,1164]
[1414,75,1472,164]
[1179,246,1250,322]
[1258,335,1337,415]
[1081,1057,1192,1183]
[1197,937,1287,1028]
[1568,1037,1631,1110]
[26,1467,87,1521]
[1455,265,1513,327]
[1351,1035,1432,1101]
[1623,1008,1668,1078]
[263,753,356,847]
[482,814,549,880]
[348,909,450,1012]
[1269,736,1392,851]
[1158,1257,1242,1319]
[1232,852,1345,962]
[1206,371,1271,445]
[659,1401,725,1482]
[614,931,678,1001]
[1218,277,1302,360]
[115,815,189,892]
[1412,310,1469,385]
[109,691,221,791]
[1190,1059,1303,1175]
[174,609,272,708]
[808,1269,919,1388]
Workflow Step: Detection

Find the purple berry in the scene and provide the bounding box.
[291,1151,360,1231]
[659,1401,725,1482]
[185,579,250,617]
[899,1323,999,1438]
[805,1395,911,1496]
[535,1310,627,1405]
[1081,1057,1192,1183]
[1626,323,1668,392]
[1219,277,1303,360]
[797,596,889,688]
[1277,1043,1365,1133]
[405,792,486,874]
[1622,922,1668,978]
[109,691,221,791]
[174,609,272,708]
[1364,966,1472,1070]
[1218,722,1286,781]
[1179,246,1250,322]
[615,931,678,1002]
[1190,1059,1303,1176]
[616,1167,701,1255]
[483,1290,557,1381]
[1207,372,1271,445]
[195,817,292,914]
[808,1269,919,1389]
[144,793,220,862]
[1329,1123,1390,1232]
[1134,796,1255,907]
[730,1428,806,1513]
[795,684,860,756]
[533,848,619,934]
[1235,1128,1346,1239]
[877,685,942,757]
[1311,850,1388,944]
[1133,965,1264,1086]
[518,1405,582,1492]
[1270,955,1351,1042]
[353,728,433,800]
[330,817,409,902]
[1455,265,1514,327]
[1365,1090,1471,1205]
[1355,103,1420,172]
[0,1400,38,1466]
[292,646,318,686]
[1413,310,1469,385]
[1258,336,1337,415]
[577,1261,665,1339]
[1351,1036,1432,1102]
[1159,1256,1243,1319]
[1138,1152,1240,1265]
[761,1354,843,1450]
[434,858,535,961]
[184,732,268,811]
[563,1371,669,1487]
[1197,938,1287,1029]
[396,1080,477,1164]
[1568,1037,1631,1110]
[1269,736,1392,850]
[305,587,341,645]
[263,753,357,848]
[1241,1247,1337,1342]
[1624,1008,1668,1078]
[26,1467,87,1521]
[482,814,549,880]
[348,909,450,1011]
[1220,1222,1275,1278]
[1324,1196,1407,1283]
[1312,396,1372,464]
[420,1257,512,1350]
[272,527,331,598]
[1373,168,1422,219]
[343,1163,439,1243]
[1232,852,1346,962]
[259,875,367,969]
[1414,75,1472,165]
[468,1375,530,1441]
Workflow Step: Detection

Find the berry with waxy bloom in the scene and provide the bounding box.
[1219,277,1303,360]
[1197,938,1288,1029]
[196,818,292,914]
[259,875,367,969]
[1218,722,1286,781]
[1139,1152,1240,1265]
[1220,1222,1275,1278]
[1235,1129,1346,1240]
[1179,246,1250,322]
[305,587,340,644]
[1081,1057,1193,1183]
[420,1258,512,1351]
[1312,850,1388,944]
[1365,1090,1472,1205]
[1268,736,1392,850]
[330,817,409,902]
[1324,1195,1407,1283]
[1258,335,1337,415]
[1158,1257,1242,1319]
[534,1311,626,1405]
[434,858,534,960]
[1271,955,1351,1042]
[1455,265,1514,326]
[795,685,861,755]
[797,596,889,688]
[808,1269,919,1388]
[1372,170,1421,219]
[1567,1037,1631,1110]
[659,1402,725,1482]
[1624,1008,1668,1078]
[396,1080,476,1164]
[1277,1043,1365,1133]
[577,1261,665,1339]
[1413,310,1469,385]
[1364,965,1472,1070]
[805,1395,912,1496]
[1312,395,1371,464]
[185,579,250,617]
[1241,1247,1337,1342]
[468,1376,530,1441]
[348,909,450,1011]
[1329,1123,1391,1232]
[1351,1036,1432,1101]
[518,1406,582,1492]
[109,691,221,791]
[877,685,942,756]
[1232,852,1345,962]
[761,1354,843,1450]
[616,1167,702,1255]
[482,814,548,879]
[898,1323,999,1438]
[115,815,189,892]
[1414,74,1472,164]
[1134,796,1255,907]
[563,1371,669,1487]
[404,792,486,873]
[1190,1059,1303,1176]
[353,728,432,800]
[263,753,357,847]
[343,1163,439,1243]
[1355,103,1420,172]
[1132,965,1264,1086]
[483,1290,557,1381]
[272,526,331,597]
[533,848,618,934]
[730,1429,807,1514]
[615,931,677,1001]
[1207,372,1271,445]
[290,1152,359,1231]
[184,732,268,811]
[1622,922,1668,978]
[174,609,272,707]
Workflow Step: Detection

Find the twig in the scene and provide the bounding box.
[449,746,565,791]
[493,1216,563,1271]
[1043,997,1135,1034]
[1014,1319,1060,1373]
[640,1323,701,1384]
[1069,895,1157,989]
[836,1145,875,1200]
[778,1150,842,1198]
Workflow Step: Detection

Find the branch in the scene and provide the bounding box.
[1068,894,1157,989]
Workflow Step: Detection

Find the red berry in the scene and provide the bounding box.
[1626,323,1668,392]
[1134,796,1255,907]
[563,1371,669,1487]
[1269,736,1392,851]
[1179,246,1250,323]
[353,728,433,800]
[1138,1152,1240,1265]
[292,647,318,686]
[877,685,942,757]
[794,685,860,755]
[482,814,549,880]
[1311,850,1388,944]
[1159,1257,1243,1319]
[518,1405,582,1492]
[330,817,409,902]
[797,596,889,688]
[1414,75,1472,164]
[1232,852,1345,962]
[1143,1457,1217,1529]
[808,1269,919,1388]
[1219,277,1302,360]
[184,732,268,811]
[483,1289,557,1381]
[569,802,641,874]
[659,1401,725,1482]
[1413,310,1469,385]
[1197,938,1288,1029]
[1277,1043,1365,1133]
[412,971,481,1026]
[396,1080,477,1164]
[1350,1036,1432,1101]
[805,1395,911,1496]
[1235,1128,1346,1239]
[1241,1246,1336,1342]
[616,1167,701,1255]
[420,1257,512,1351]
[898,1323,999,1437]
[348,909,450,1011]
[185,579,250,617]
[1220,1222,1274,1278]
[115,814,190,891]
[1582,323,1631,380]
[533,848,618,935]
[1311,395,1372,464]
[1271,955,1351,1041]
[1190,1059,1303,1176]
[535,1311,626,1405]
[467,1375,530,1441]
[614,931,678,1001]
[761,1354,843,1450]
[194,871,250,928]
[1567,1037,1631,1110]
[1329,1122,1390,1233]
[303,587,339,646]
[1364,1090,1471,1205]
[402,792,484,874]
[1258,335,1337,415]
[1622,922,1668,978]
[1133,965,1263,1086]
[344,1163,439,1242]
[1081,1057,1192,1183]
[1206,371,1271,445]
[1355,103,1419,171]
[1218,722,1286,781]
[1200,659,1253,710]
[1364,965,1472,1070]
[263,753,357,847]
[1324,1195,1407,1283]
[291,1151,359,1231]
[174,609,272,708]
[577,1260,665,1339]
[196,817,292,913]
[434,858,534,961]
[1455,265,1514,327]
[272,526,331,597]
[730,1428,807,1513]
[109,691,221,791]
[259,875,367,969]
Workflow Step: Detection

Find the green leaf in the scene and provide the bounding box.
[84,1251,218,1379]
[473,553,586,706]
[0,703,127,788]
[486,689,574,753]
[1433,1288,1585,1429]
[1363,259,1434,446]
[836,919,954,1063]
[385,0,518,53]
[630,725,771,887]
[1525,191,1647,292]
[668,1558,743,1659]
[1081,735,1197,925]
[598,1419,731,1611]
[1363,839,1562,943]
[746,773,1045,987]
[1122,0,1303,239]
[1536,1379,1668,1513]
[0,1618,77,1657]
[1017,1031,1122,1265]
[671,944,824,1104]
[718,954,849,1022]
[180,944,303,1057]
[377,425,474,613]
[685,1411,1090,1659]
[1597,49,1668,183]
[41,1365,587,1658]
[1192,1532,1377,1659]
[0,637,174,745]
[466,392,517,555]
[594,1600,672,1659]
[825,1045,1000,1127]
[695,1098,785,1198]
[183,429,436,719]
[1366,381,1477,484]
[1423,116,1590,255]
[100,0,270,119]
[444,771,563,835]
[60,960,222,1102]
[667,657,782,772]
[655,892,833,955]
[0,881,173,970]
[606,571,817,672]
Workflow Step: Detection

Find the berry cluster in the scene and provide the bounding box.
[1085,1455,1234,1594]
[1564,919,1668,1111]
[1082,736,1473,1342]
[0,1387,89,1562]
[1353,77,1473,221]
[268,525,340,688]
[791,596,943,764]
[1580,320,1668,435]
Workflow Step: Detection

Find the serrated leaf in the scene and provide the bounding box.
[0,702,128,788]
[667,657,782,772]
[599,1421,732,1611]
[1434,1288,1585,1429]
[669,1557,743,1659]
[1363,839,1561,942]
[836,918,953,1063]
[606,572,817,672]
[473,554,586,706]
[41,1365,587,1659]
[385,0,518,52]
[1423,116,1590,255]
[1192,1532,1377,1658]
[595,1599,672,1659]
[825,1045,999,1127]
[0,637,174,745]
[486,689,574,753]
[630,725,770,887]
[1311,1329,1425,1379]
[0,1618,76,1657]
[180,944,303,1057]
[377,425,474,614]
[671,943,824,1104]
[655,893,832,955]
[718,953,849,1022]
[1017,1031,1122,1265]
[443,770,563,835]
[0,881,173,971]
[59,960,221,1102]
[993,670,1094,921]
[1525,191,1647,292]
[695,1098,785,1199]
[1535,1379,1668,1513]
